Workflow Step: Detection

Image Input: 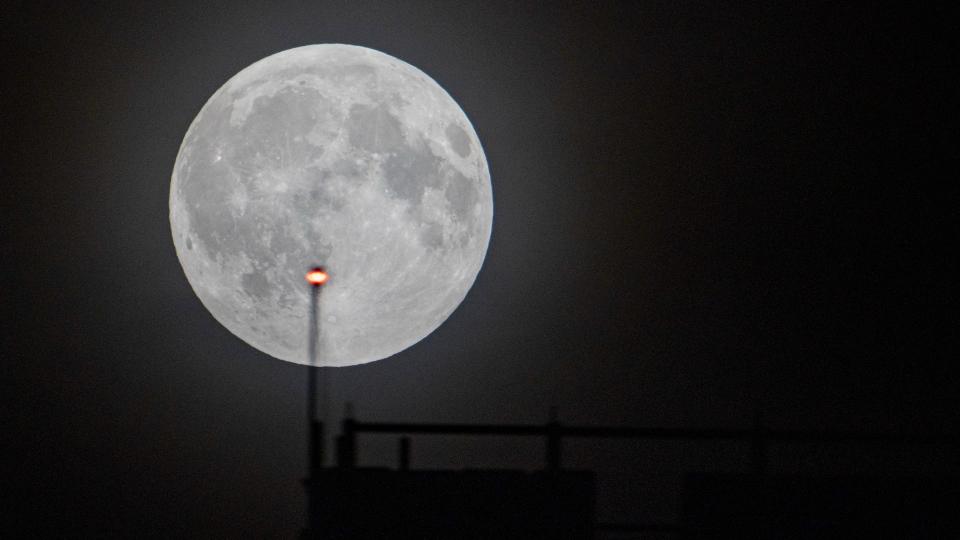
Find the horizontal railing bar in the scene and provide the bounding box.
[595,521,681,532]
[351,422,546,436]
[347,421,958,445]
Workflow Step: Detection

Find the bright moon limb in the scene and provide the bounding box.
[169,44,493,366]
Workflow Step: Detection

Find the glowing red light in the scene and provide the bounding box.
[305,267,329,285]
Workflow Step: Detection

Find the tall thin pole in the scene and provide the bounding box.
[307,280,320,470]
[304,266,328,536]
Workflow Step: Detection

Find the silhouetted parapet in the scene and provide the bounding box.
[681,473,960,539]
[303,468,595,540]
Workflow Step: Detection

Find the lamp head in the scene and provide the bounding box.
[305,267,329,286]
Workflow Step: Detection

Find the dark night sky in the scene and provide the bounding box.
[4,2,958,536]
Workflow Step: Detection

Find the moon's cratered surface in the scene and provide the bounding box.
[170,45,492,367]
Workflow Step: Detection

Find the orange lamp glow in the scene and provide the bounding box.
[305,267,329,286]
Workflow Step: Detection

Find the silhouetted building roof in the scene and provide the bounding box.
[682,473,960,539]
[304,468,595,540]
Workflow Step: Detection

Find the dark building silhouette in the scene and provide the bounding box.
[305,468,595,539]
[300,414,959,539]
[682,474,960,539]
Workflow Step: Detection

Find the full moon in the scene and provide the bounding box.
[169,45,492,366]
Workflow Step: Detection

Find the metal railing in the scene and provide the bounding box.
[330,412,959,473]
[305,410,958,536]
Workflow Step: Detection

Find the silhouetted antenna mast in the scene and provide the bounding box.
[304,266,329,535]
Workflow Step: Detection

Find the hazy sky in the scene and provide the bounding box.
[5,2,957,536]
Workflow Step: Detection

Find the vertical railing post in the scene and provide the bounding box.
[546,406,562,471]
[750,410,766,475]
[337,403,356,468]
[311,420,324,473]
[398,437,411,471]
